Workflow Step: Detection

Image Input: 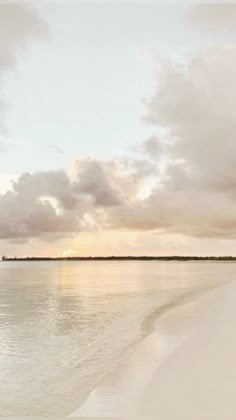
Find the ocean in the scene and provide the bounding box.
[0,260,232,416]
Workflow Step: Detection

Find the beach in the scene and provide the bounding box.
[0,260,234,417]
[71,278,236,418]
[139,279,236,419]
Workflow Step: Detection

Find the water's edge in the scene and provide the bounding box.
[70,280,229,417]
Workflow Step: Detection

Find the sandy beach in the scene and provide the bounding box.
[71,279,236,419]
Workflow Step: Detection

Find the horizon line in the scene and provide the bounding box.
[2,255,236,261]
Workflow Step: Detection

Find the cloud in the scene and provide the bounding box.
[139,135,162,159]
[73,159,123,207]
[146,47,236,193]
[73,155,157,205]
[109,47,236,238]
[110,189,236,238]
[0,150,159,242]
[0,3,47,127]
[0,3,47,69]
[188,4,236,34]
[0,166,120,240]
[1,39,236,242]
[0,171,81,240]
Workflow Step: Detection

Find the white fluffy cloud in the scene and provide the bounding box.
[0,154,156,241]
[0,171,80,240]
[109,46,236,238]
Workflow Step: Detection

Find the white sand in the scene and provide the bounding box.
[70,280,236,419]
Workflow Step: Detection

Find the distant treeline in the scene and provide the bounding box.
[2,256,236,262]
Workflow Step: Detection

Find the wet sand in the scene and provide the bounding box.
[71,280,236,418]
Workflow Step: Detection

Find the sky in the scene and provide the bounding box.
[1,2,236,257]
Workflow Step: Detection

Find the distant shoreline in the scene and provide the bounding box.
[2,256,236,262]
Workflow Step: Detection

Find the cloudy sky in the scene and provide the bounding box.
[1,2,236,257]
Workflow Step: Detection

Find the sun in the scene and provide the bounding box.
[62,249,78,257]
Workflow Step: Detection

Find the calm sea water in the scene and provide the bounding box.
[0,260,233,416]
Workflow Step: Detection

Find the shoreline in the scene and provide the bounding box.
[70,281,229,417]
[3,256,236,262]
[136,278,236,418]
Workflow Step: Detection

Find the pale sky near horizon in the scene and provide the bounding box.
[1,2,236,257]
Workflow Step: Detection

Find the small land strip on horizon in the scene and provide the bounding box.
[2,256,236,262]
